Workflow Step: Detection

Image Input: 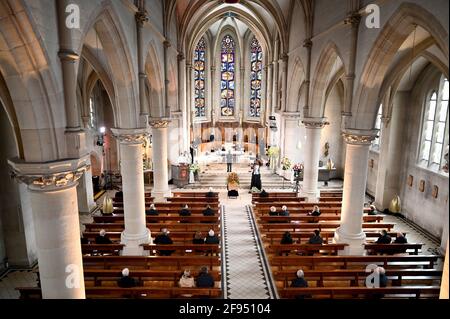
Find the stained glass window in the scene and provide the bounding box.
[220,35,236,117]
[249,37,262,117]
[194,37,206,117]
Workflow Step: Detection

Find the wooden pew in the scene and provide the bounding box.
[16,287,222,299]
[167,197,220,203]
[273,269,443,288]
[93,215,220,223]
[85,222,220,233]
[112,202,219,208]
[364,243,424,255]
[263,231,404,245]
[82,244,124,255]
[83,231,220,244]
[171,192,219,198]
[279,286,440,299]
[258,222,395,232]
[268,243,348,255]
[258,215,384,223]
[319,191,343,197]
[141,244,220,256]
[83,255,221,270]
[269,255,440,270]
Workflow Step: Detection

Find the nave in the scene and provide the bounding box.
[0,165,443,299]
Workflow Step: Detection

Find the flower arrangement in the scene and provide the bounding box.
[267,146,280,158]
[292,163,304,172]
[189,163,200,173]
[227,172,240,185]
[281,157,291,171]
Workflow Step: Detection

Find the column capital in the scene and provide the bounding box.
[177,52,185,61]
[342,129,378,145]
[111,127,150,144]
[135,11,149,27]
[58,50,80,61]
[163,40,171,48]
[303,38,312,48]
[8,155,90,191]
[301,117,329,129]
[149,118,171,129]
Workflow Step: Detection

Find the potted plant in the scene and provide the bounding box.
[227,172,240,190]
[189,163,200,182]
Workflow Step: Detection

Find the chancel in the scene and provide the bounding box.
[0,0,448,300]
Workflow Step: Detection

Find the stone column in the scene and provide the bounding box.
[8,157,90,299]
[178,53,187,152]
[150,119,172,202]
[272,40,279,111]
[302,39,312,117]
[280,53,288,112]
[136,9,149,126]
[300,118,329,201]
[343,13,360,115]
[186,63,193,147]
[334,129,377,255]
[111,128,151,255]
[76,162,96,213]
[163,41,172,117]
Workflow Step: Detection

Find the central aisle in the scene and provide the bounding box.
[220,191,276,299]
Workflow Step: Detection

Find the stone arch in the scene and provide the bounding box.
[0,0,62,162]
[145,42,164,118]
[352,2,449,129]
[78,5,139,129]
[309,41,345,118]
[287,56,305,112]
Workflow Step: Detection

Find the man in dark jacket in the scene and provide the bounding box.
[196,267,215,288]
[394,232,407,243]
[154,228,175,256]
[146,203,158,216]
[117,268,137,288]
[376,230,392,244]
[260,189,269,197]
[203,205,215,216]
[308,230,324,244]
[95,229,113,244]
[115,190,123,198]
[179,204,192,216]
[205,229,220,244]
[206,187,215,198]
[291,269,309,299]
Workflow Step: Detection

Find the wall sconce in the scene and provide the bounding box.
[419,180,425,192]
[407,175,413,187]
[97,126,106,146]
[432,185,439,198]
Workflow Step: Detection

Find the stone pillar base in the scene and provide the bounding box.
[299,189,319,202]
[333,227,366,255]
[121,228,152,256]
[152,189,172,203]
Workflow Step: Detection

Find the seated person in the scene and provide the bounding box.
[146,203,158,216]
[281,231,294,244]
[80,235,89,245]
[115,190,123,198]
[308,230,324,244]
[179,204,192,216]
[95,229,113,244]
[279,205,289,216]
[307,205,321,216]
[193,231,205,244]
[154,228,175,256]
[203,205,215,216]
[205,187,215,198]
[117,268,137,288]
[196,266,215,288]
[259,189,269,197]
[290,269,309,299]
[205,229,220,244]
[179,269,195,297]
[376,229,392,244]
[371,266,388,299]
[394,232,407,244]
[368,204,377,215]
[269,206,278,216]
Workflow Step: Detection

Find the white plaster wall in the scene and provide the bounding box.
[367,150,379,196]
[283,118,307,166]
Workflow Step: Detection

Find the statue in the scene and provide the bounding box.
[389,195,401,214]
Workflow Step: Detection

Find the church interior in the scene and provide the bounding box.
[0,0,448,300]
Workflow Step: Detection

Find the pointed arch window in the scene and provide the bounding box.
[372,104,382,149]
[249,37,262,117]
[194,37,206,117]
[419,77,449,170]
[220,35,236,117]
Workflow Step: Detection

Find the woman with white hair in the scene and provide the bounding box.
[117,268,137,288]
[206,187,215,198]
[179,204,191,216]
[205,229,219,244]
[95,229,113,244]
[290,269,309,299]
[279,205,289,216]
[179,269,195,297]
[269,206,278,216]
[146,203,158,216]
